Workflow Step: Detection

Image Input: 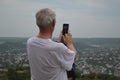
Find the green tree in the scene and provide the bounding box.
[7,68,17,80]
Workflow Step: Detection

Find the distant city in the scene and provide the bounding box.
[0,37,120,77]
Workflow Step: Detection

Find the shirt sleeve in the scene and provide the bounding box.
[55,43,75,71]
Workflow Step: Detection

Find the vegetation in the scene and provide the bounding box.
[0,66,30,80]
[7,67,30,80]
[1,67,120,80]
[75,69,120,80]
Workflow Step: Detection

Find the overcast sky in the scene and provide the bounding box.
[0,0,120,38]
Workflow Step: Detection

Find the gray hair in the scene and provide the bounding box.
[36,8,56,28]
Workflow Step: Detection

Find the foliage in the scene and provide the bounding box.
[1,67,120,80]
[75,69,120,80]
[7,66,30,80]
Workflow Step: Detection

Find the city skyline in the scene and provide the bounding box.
[0,0,120,38]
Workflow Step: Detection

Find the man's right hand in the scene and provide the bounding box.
[62,32,73,46]
[63,32,77,60]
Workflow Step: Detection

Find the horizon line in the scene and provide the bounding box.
[0,37,120,39]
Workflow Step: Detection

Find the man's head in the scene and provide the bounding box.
[36,8,56,29]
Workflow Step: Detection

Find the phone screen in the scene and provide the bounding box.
[62,24,69,35]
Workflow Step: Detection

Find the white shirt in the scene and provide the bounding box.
[27,37,75,80]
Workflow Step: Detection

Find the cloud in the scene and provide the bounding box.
[0,0,120,37]
[82,0,104,8]
[0,0,21,5]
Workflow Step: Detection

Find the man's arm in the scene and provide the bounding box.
[58,32,77,60]
[63,33,77,60]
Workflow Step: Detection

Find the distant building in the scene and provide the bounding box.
[0,64,4,72]
[82,69,90,75]
[0,64,4,69]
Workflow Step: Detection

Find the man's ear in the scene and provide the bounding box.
[52,19,56,28]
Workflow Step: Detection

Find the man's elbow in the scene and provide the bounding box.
[66,66,72,71]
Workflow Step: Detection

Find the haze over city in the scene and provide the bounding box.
[0,0,120,38]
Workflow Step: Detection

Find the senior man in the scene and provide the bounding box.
[27,8,77,80]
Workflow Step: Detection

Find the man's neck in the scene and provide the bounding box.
[37,33,52,39]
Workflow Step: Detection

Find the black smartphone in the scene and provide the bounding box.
[61,24,69,45]
[62,24,69,35]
